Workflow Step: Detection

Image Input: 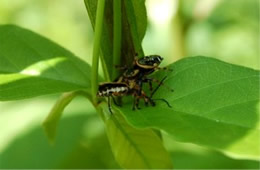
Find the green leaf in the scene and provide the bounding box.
[98,103,173,169]
[118,56,260,160]
[0,25,91,101]
[84,0,147,79]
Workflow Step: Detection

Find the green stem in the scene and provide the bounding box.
[112,0,122,79]
[91,0,106,103]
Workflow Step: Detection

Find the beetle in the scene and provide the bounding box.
[116,55,173,93]
[97,81,155,113]
[134,55,173,92]
[118,55,173,107]
[97,82,129,113]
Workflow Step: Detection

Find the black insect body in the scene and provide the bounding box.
[97,80,154,113]
[97,82,129,113]
[117,55,164,77]
[135,55,163,71]
[97,82,129,97]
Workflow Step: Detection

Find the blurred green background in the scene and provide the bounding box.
[0,0,259,168]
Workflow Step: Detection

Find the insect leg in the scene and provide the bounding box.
[111,96,121,106]
[143,96,149,106]
[132,100,136,110]
[136,80,151,108]
[132,91,141,110]
[107,96,113,114]
[150,76,172,108]
[135,96,141,109]
[140,90,155,106]
[147,96,155,106]
[148,80,153,91]
[141,78,153,92]
[132,93,137,110]
[149,76,174,97]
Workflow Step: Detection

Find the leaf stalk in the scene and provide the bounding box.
[91,0,106,103]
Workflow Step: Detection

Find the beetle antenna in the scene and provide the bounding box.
[150,76,167,97]
[153,98,172,108]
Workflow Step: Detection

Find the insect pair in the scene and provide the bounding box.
[97,55,173,113]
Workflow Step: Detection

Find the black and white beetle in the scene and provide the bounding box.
[97,81,155,113]
[97,82,129,113]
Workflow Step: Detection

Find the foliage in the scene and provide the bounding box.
[0,25,91,100]
[119,56,259,159]
[0,0,259,169]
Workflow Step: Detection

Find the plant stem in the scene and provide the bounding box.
[91,0,105,103]
[112,0,122,79]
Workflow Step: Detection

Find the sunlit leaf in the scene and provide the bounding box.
[0,25,91,100]
[118,56,260,160]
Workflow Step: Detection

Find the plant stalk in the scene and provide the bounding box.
[91,0,106,103]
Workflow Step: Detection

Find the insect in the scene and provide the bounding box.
[135,55,173,91]
[97,82,129,113]
[117,55,173,93]
[97,54,173,114]
[117,55,165,76]
[97,81,155,113]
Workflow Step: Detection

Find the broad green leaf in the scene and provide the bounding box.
[118,56,260,160]
[98,103,173,169]
[84,0,147,79]
[0,25,91,101]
